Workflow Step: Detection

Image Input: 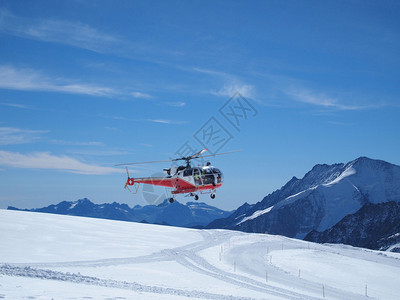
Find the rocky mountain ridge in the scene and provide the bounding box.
[207,157,400,251]
[8,198,232,228]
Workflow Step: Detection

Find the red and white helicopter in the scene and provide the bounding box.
[116,149,239,203]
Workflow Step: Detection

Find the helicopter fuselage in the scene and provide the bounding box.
[170,165,223,194]
[126,165,223,196]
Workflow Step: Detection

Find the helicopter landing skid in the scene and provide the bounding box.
[200,189,216,199]
[184,192,199,201]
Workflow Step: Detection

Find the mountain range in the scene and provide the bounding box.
[7,198,232,228]
[8,156,400,252]
[207,156,400,251]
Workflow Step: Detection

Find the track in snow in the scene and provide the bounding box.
[0,264,249,300]
[3,230,313,299]
[2,229,378,299]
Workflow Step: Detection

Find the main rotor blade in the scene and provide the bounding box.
[172,148,209,161]
[189,148,209,159]
[194,149,242,159]
[115,149,241,166]
[115,159,173,166]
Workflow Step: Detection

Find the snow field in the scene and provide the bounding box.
[0,210,202,263]
[1,209,400,299]
[0,275,191,300]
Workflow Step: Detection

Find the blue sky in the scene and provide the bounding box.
[1,0,399,210]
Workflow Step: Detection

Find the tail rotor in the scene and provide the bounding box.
[125,167,135,189]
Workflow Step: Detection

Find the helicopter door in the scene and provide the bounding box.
[193,168,202,186]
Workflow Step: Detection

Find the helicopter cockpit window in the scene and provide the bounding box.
[212,168,221,174]
[212,168,223,183]
[183,168,193,177]
[201,168,214,185]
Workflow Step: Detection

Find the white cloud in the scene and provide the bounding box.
[67,149,130,156]
[145,119,187,125]
[166,101,186,107]
[0,9,120,54]
[285,88,366,111]
[212,83,254,99]
[140,143,153,147]
[0,127,48,145]
[0,65,118,97]
[131,92,152,99]
[0,9,172,67]
[50,140,105,146]
[100,114,128,121]
[192,67,229,78]
[0,102,31,109]
[192,67,256,100]
[100,114,187,125]
[0,151,121,175]
[146,119,170,124]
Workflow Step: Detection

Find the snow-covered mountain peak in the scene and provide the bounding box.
[208,157,400,242]
[324,165,356,186]
[346,156,395,173]
[76,198,91,204]
[297,162,345,190]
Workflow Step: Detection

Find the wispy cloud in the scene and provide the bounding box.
[0,8,182,70]
[0,150,121,175]
[285,88,371,111]
[0,65,155,99]
[50,140,105,147]
[145,119,187,125]
[67,149,130,156]
[193,67,255,99]
[212,83,255,99]
[192,67,230,78]
[327,120,353,126]
[0,102,32,109]
[100,114,128,121]
[0,10,257,103]
[0,9,121,54]
[100,114,187,125]
[0,127,48,145]
[131,92,152,99]
[146,119,171,124]
[0,65,119,97]
[140,143,153,147]
[166,101,186,107]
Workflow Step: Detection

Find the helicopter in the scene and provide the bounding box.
[116,149,240,203]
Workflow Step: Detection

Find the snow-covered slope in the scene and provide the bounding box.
[1,210,399,299]
[208,157,400,240]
